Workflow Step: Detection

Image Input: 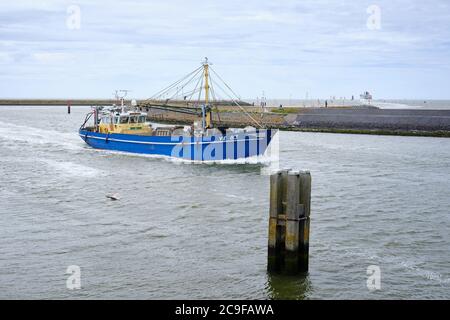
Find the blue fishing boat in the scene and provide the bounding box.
[79,59,276,161]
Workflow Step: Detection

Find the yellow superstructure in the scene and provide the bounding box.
[98,112,153,135]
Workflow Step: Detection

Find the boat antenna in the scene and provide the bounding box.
[115,89,131,112]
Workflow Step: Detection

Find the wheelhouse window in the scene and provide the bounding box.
[120,116,129,124]
[138,115,146,123]
[129,116,138,124]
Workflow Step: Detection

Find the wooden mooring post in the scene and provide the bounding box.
[268,170,311,274]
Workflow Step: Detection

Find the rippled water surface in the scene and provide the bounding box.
[0,105,449,299]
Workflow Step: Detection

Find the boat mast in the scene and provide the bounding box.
[204,57,210,105]
[202,57,212,129]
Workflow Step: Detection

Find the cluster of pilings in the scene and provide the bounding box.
[268,170,312,274]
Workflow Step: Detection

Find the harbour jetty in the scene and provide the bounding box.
[285,107,450,137]
[2,99,450,137]
[142,104,450,137]
[0,99,252,107]
[0,99,122,106]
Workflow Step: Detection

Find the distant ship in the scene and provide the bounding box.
[360,91,373,101]
[79,58,276,162]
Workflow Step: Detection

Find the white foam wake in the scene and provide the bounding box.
[0,122,84,151]
[95,148,276,165]
[42,159,104,178]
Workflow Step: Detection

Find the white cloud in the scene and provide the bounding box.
[0,0,449,98]
[32,52,73,63]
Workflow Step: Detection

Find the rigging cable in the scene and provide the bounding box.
[209,66,263,128]
[147,65,203,101]
[210,75,263,128]
[167,67,204,101]
[208,72,221,125]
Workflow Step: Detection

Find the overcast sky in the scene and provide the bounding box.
[1,0,449,99]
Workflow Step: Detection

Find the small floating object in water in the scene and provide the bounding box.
[106,193,120,201]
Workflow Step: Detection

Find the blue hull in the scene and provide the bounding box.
[79,129,274,161]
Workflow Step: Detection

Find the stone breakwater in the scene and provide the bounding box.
[288,108,450,131]
[144,106,450,137]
